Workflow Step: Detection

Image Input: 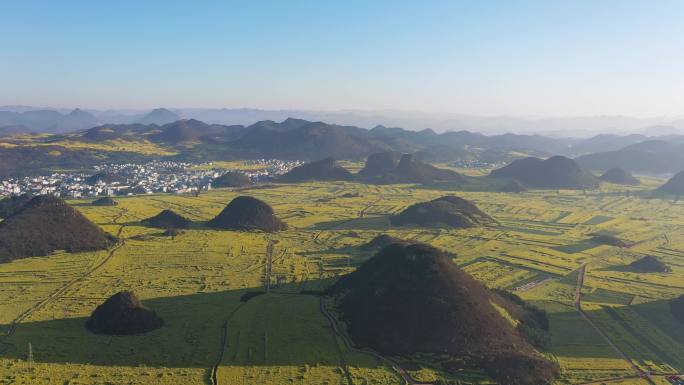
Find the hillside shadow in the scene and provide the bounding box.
[0,279,366,369]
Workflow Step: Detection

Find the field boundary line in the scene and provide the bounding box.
[0,208,128,353]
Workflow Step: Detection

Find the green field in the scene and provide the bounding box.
[1,178,683,384]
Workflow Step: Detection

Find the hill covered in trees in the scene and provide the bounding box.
[490,156,600,189]
[600,168,640,185]
[278,157,353,182]
[330,242,559,385]
[142,210,191,229]
[208,196,286,232]
[211,171,253,188]
[86,291,164,335]
[390,196,494,228]
[0,196,115,263]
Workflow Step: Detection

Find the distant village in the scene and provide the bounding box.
[0,159,302,198]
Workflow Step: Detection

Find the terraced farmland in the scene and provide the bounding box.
[1,179,683,384]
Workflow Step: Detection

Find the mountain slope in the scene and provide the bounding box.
[0,196,115,263]
[330,242,559,384]
[278,157,353,182]
[491,156,600,189]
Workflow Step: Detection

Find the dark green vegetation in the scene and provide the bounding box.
[656,170,684,195]
[629,255,671,273]
[278,157,353,182]
[211,171,253,188]
[364,153,465,184]
[86,171,125,185]
[91,197,118,206]
[142,209,191,229]
[207,196,287,232]
[0,193,32,218]
[0,196,115,263]
[357,151,401,178]
[330,242,559,385]
[491,156,600,189]
[390,196,495,228]
[599,167,640,185]
[85,291,164,335]
[671,295,684,324]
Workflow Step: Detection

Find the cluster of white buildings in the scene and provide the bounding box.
[0,159,302,198]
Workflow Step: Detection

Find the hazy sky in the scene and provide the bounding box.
[1,0,683,116]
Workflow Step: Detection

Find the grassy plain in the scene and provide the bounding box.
[1,177,683,384]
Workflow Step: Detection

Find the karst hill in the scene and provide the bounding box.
[207,196,287,232]
[212,171,254,188]
[86,291,164,335]
[142,209,191,229]
[390,195,495,228]
[0,195,115,263]
[329,242,559,385]
[278,157,353,182]
[600,167,640,185]
[490,156,600,189]
[360,153,465,184]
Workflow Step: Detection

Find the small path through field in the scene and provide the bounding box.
[0,208,129,353]
[573,264,656,385]
[318,297,431,385]
[208,303,244,385]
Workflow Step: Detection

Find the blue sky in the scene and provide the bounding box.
[1,0,683,116]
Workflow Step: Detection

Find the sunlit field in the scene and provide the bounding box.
[1,178,683,384]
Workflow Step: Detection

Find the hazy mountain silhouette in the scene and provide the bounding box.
[137,108,181,125]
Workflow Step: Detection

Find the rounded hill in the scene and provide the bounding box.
[656,171,684,195]
[278,157,353,182]
[91,197,118,206]
[390,196,495,228]
[357,151,401,178]
[600,168,640,185]
[85,291,164,335]
[0,196,115,263]
[212,171,253,188]
[207,196,286,232]
[364,153,465,184]
[142,209,191,229]
[490,156,600,189]
[330,242,559,385]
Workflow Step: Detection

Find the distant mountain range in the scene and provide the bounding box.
[2,106,684,136]
[2,114,684,176]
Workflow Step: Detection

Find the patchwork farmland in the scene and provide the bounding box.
[1,180,683,384]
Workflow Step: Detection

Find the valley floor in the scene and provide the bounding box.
[1,179,683,384]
